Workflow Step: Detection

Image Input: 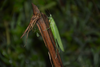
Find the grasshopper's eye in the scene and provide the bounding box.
[49,20,50,22]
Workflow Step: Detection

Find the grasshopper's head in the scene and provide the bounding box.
[48,14,52,23]
[50,14,52,17]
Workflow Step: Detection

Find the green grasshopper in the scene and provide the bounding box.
[48,14,64,52]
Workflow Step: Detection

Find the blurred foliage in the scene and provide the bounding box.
[0,0,100,67]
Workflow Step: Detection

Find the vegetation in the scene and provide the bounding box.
[0,0,100,67]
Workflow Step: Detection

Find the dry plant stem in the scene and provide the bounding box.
[42,14,63,67]
[32,3,63,67]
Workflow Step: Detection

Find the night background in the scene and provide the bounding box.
[0,0,100,67]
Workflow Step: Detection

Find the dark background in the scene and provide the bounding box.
[0,0,100,67]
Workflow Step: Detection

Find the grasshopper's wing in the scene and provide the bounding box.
[54,23,64,51]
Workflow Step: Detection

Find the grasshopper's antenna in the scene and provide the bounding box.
[46,9,51,16]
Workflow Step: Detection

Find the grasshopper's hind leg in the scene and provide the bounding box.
[55,39,59,59]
